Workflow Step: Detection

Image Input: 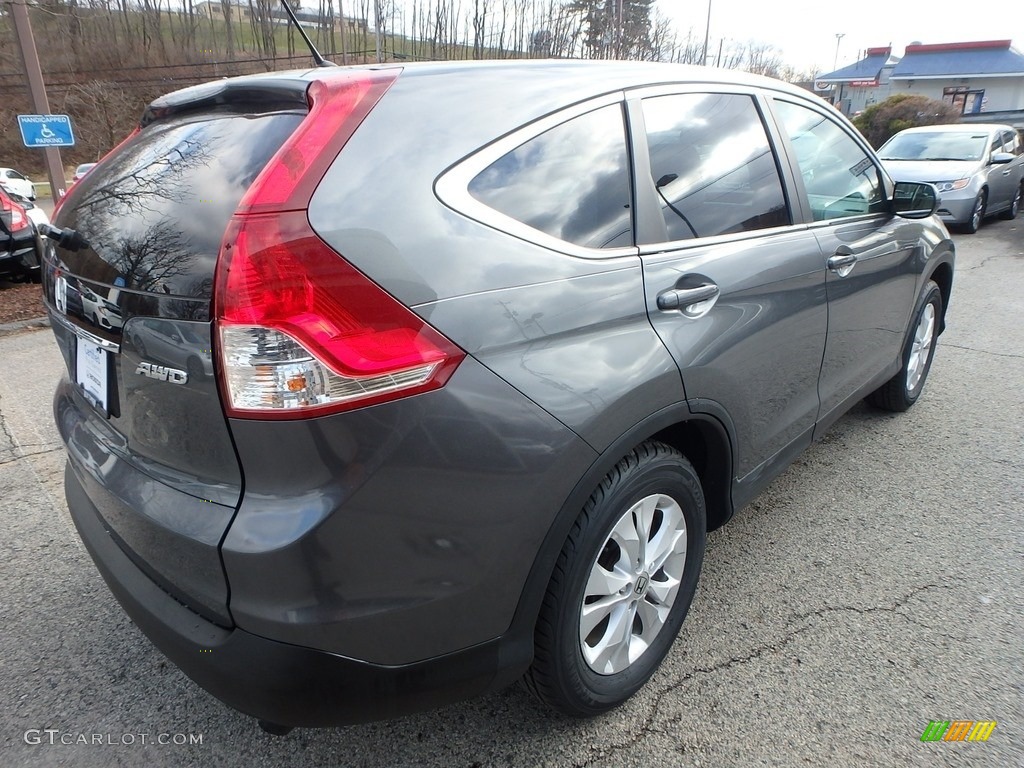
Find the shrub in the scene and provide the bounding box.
[853,95,962,148]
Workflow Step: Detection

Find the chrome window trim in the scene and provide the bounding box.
[806,213,891,231]
[624,82,765,101]
[435,90,637,260]
[637,222,810,257]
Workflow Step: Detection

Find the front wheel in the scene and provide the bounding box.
[867,281,942,412]
[523,441,706,717]
[963,190,987,234]
[1000,183,1022,220]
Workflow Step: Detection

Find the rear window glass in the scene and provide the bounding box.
[59,110,303,295]
[468,104,633,249]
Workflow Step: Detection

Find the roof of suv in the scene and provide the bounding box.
[147,59,817,114]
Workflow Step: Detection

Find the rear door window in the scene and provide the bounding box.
[640,93,790,242]
[468,104,633,249]
[1001,130,1019,155]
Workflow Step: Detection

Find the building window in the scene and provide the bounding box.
[942,86,985,115]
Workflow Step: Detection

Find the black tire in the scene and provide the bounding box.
[867,280,942,412]
[1000,183,1022,220]
[963,190,987,234]
[523,441,706,717]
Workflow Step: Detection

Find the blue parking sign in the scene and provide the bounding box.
[18,114,75,148]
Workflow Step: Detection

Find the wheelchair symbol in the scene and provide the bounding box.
[40,124,56,139]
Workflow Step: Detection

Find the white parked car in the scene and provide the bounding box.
[0,167,36,200]
[79,284,124,331]
[72,163,97,182]
[2,189,49,229]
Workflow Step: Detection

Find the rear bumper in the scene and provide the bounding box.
[0,231,40,276]
[66,462,525,726]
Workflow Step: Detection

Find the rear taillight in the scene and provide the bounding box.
[1,194,29,232]
[214,69,465,419]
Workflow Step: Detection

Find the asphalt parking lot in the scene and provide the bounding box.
[1,219,1021,767]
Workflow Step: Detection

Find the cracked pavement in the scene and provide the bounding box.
[1,220,1021,767]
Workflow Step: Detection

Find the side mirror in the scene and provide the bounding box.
[892,181,938,219]
[991,152,1015,165]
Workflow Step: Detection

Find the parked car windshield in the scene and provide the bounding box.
[878,131,989,162]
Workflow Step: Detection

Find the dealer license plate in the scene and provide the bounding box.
[76,336,109,413]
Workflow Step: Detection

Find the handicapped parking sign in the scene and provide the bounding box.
[18,114,75,148]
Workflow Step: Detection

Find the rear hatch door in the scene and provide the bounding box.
[45,79,309,623]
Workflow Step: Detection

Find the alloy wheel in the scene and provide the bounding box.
[579,493,687,675]
[906,302,935,393]
[970,194,985,231]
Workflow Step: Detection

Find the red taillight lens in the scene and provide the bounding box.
[237,74,396,215]
[3,197,30,232]
[215,69,465,419]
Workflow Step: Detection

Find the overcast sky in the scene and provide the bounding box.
[658,0,1011,75]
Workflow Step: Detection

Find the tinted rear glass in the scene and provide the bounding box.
[57,109,303,297]
[642,93,789,243]
[468,104,633,249]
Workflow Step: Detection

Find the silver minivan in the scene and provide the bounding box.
[878,123,1024,233]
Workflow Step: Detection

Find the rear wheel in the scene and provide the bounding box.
[963,190,987,233]
[867,280,942,412]
[523,441,706,717]
[1000,183,1022,220]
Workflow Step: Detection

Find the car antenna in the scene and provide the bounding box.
[280,0,335,68]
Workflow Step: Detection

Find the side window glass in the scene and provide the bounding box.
[10,171,26,180]
[468,104,632,249]
[774,100,886,221]
[641,93,789,242]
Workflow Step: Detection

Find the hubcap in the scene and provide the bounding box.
[1013,188,1021,217]
[579,494,687,675]
[971,195,984,230]
[906,302,935,392]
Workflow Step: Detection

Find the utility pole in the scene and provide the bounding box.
[373,0,382,63]
[9,0,67,202]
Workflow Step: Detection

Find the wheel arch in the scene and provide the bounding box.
[501,401,735,667]
[925,254,954,335]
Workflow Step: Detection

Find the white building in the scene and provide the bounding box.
[817,40,1024,127]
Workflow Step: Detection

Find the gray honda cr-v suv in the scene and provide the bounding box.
[43,60,953,731]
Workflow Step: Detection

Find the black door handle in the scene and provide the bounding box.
[657,284,720,312]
